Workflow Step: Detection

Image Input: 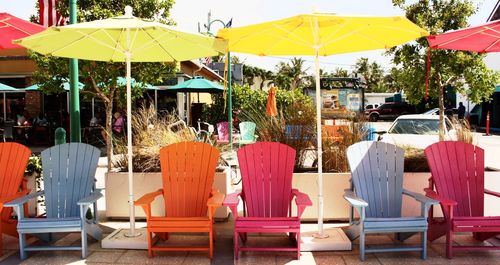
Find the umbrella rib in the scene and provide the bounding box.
[258,23,315,55]
[484,38,500,52]
[1,17,36,35]
[110,29,125,61]
[137,29,177,60]
[47,28,126,58]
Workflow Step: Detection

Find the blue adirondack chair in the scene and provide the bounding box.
[344,141,438,261]
[5,143,102,260]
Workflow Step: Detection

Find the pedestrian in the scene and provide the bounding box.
[458,102,466,120]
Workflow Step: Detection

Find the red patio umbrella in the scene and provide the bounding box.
[427,20,500,52]
[425,20,500,98]
[0,13,45,49]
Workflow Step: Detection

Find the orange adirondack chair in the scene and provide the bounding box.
[135,141,223,258]
[0,142,31,255]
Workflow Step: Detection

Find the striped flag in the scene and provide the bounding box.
[39,0,64,27]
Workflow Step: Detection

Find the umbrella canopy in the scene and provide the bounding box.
[15,6,226,237]
[169,76,224,93]
[266,86,278,117]
[0,13,45,49]
[217,13,428,237]
[14,11,226,62]
[0,83,18,91]
[218,13,428,55]
[427,20,500,52]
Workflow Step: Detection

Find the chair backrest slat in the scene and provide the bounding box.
[41,143,100,218]
[160,142,219,217]
[425,141,484,217]
[347,141,404,218]
[238,142,296,218]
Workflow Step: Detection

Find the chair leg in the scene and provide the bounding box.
[446,230,453,259]
[147,231,154,258]
[81,230,88,258]
[359,232,365,261]
[234,231,239,260]
[296,231,301,260]
[209,229,214,259]
[0,228,3,257]
[19,232,27,260]
[421,230,427,260]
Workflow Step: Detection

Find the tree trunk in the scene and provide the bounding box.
[105,101,114,171]
[437,73,445,141]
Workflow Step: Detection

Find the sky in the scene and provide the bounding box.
[1,0,496,74]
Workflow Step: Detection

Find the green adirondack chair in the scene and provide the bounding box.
[344,141,438,261]
[238,121,258,146]
[5,143,102,260]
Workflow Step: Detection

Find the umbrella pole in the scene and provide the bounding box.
[125,51,140,237]
[3,93,6,122]
[313,52,327,238]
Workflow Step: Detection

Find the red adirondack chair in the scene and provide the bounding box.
[425,141,500,258]
[135,141,223,258]
[224,142,312,260]
[0,142,31,255]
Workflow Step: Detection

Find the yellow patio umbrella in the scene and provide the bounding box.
[217,13,428,240]
[15,6,226,238]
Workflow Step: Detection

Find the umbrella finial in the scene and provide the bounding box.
[124,6,133,17]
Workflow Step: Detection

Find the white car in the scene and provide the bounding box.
[378,114,456,149]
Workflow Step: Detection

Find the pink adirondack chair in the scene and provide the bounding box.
[224,142,312,260]
[216,122,229,144]
[424,141,500,258]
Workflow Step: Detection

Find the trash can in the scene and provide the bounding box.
[54,127,66,145]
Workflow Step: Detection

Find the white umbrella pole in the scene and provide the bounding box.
[92,97,95,118]
[3,93,6,122]
[125,50,139,236]
[154,89,158,111]
[314,52,327,238]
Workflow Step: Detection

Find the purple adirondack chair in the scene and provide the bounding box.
[224,142,312,260]
[216,122,229,144]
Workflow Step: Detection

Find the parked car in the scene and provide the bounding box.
[378,114,456,149]
[365,103,382,111]
[365,102,415,122]
[421,107,459,118]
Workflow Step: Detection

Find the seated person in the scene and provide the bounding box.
[112,112,124,134]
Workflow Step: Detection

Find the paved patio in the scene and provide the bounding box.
[1,218,500,265]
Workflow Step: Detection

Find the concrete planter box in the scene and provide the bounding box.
[105,169,232,219]
[105,170,500,222]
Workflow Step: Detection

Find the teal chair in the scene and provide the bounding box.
[238,122,258,146]
[6,143,102,260]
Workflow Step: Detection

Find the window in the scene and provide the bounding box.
[388,119,439,135]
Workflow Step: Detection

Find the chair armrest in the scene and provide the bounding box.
[485,189,500,198]
[223,190,242,207]
[207,190,225,207]
[0,189,31,205]
[77,189,103,206]
[4,191,44,208]
[134,189,163,206]
[403,189,439,205]
[343,189,368,208]
[424,188,457,206]
[404,189,439,218]
[291,189,312,206]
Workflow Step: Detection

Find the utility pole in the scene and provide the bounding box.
[69,0,81,142]
[199,11,233,147]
